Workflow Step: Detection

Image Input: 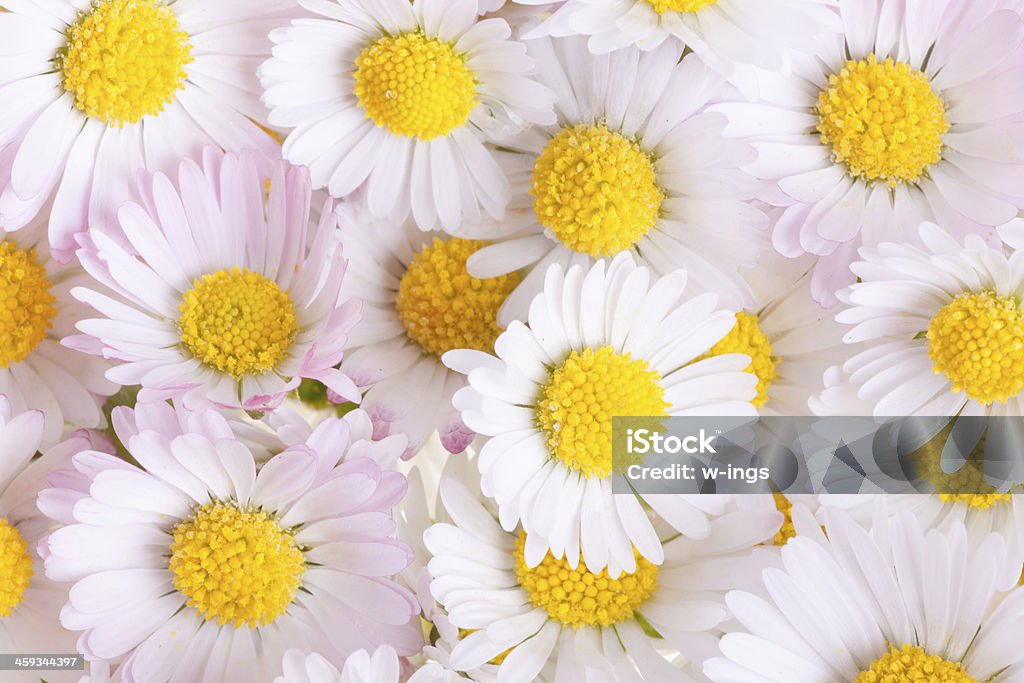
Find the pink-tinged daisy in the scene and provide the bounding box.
[711,0,1024,304]
[0,0,291,260]
[705,509,1024,683]
[67,148,360,413]
[336,197,522,458]
[0,397,90,681]
[37,400,421,683]
[444,254,759,575]
[259,0,557,232]
[424,469,781,682]
[513,0,839,75]
[0,211,116,443]
[234,402,408,475]
[815,223,1024,417]
[459,37,767,324]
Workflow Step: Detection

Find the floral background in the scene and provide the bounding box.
[0,0,1023,681]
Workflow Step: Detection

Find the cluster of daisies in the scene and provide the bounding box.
[2,0,1024,681]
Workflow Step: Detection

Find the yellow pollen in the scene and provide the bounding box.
[0,241,57,368]
[395,238,519,357]
[771,493,796,546]
[58,0,192,126]
[642,0,719,14]
[910,425,1013,511]
[537,346,668,479]
[178,267,298,379]
[699,312,777,408]
[856,645,978,683]
[532,124,664,258]
[514,532,658,628]
[938,493,1012,510]
[169,502,305,629]
[353,31,477,140]
[817,55,948,186]
[926,291,1024,404]
[0,518,33,618]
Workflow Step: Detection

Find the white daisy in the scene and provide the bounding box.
[819,493,1024,592]
[444,253,759,575]
[0,397,84,683]
[513,0,839,76]
[38,400,421,682]
[705,508,1024,683]
[711,0,1024,303]
[67,148,361,413]
[424,469,781,682]
[815,223,1024,417]
[726,249,846,415]
[0,210,115,443]
[461,37,767,323]
[397,455,490,681]
[0,0,288,259]
[337,196,522,458]
[277,647,461,683]
[259,0,557,231]
[1000,218,1024,252]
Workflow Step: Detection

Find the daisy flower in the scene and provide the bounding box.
[259,0,557,231]
[0,0,289,260]
[424,469,781,682]
[277,647,460,683]
[815,223,1024,417]
[514,0,839,76]
[277,648,400,683]
[222,392,408,473]
[712,249,845,415]
[336,197,522,457]
[705,508,1024,683]
[0,210,115,443]
[820,493,1024,592]
[68,148,361,413]
[0,397,86,681]
[38,400,421,683]
[444,254,759,574]
[461,37,767,324]
[711,0,1024,303]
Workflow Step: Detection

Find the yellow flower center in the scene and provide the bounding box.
[514,532,658,628]
[699,312,777,408]
[0,241,57,368]
[58,0,192,127]
[856,645,978,682]
[910,425,1013,511]
[178,267,298,379]
[537,346,668,479]
[817,55,948,187]
[169,502,305,629]
[532,124,664,258]
[395,238,519,357]
[353,31,477,140]
[938,493,1012,510]
[0,519,33,618]
[642,0,719,14]
[926,291,1024,404]
[771,492,796,546]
